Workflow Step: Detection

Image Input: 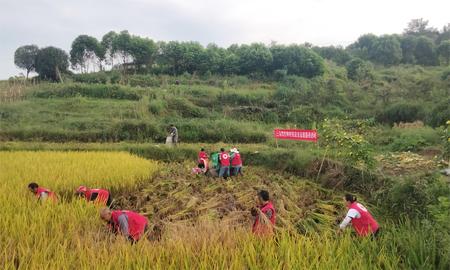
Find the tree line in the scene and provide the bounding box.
[313,19,450,67]
[14,19,450,81]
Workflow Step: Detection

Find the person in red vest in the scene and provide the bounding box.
[251,190,276,236]
[197,148,209,173]
[76,186,112,206]
[218,148,230,179]
[28,182,57,202]
[339,194,380,237]
[100,208,149,242]
[230,148,243,177]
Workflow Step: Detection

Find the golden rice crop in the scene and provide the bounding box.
[0,151,444,269]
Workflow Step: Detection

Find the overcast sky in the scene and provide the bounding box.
[0,0,449,79]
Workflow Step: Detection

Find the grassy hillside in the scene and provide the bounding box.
[1,65,449,144]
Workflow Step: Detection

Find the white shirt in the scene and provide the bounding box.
[339,208,361,229]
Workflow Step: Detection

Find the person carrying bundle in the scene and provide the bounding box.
[100,208,149,243]
[230,148,243,177]
[28,182,57,202]
[76,185,112,206]
[338,194,380,237]
[251,190,276,236]
[197,148,209,172]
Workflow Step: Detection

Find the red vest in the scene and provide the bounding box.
[252,202,276,235]
[35,187,57,202]
[85,188,109,205]
[219,152,230,166]
[349,202,379,236]
[231,153,242,166]
[111,210,148,241]
[198,151,208,160]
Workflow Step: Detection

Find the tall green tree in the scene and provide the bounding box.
[312,46,351,65]
[414,36,438,66]
[400,35,418,64]
[112,30,133,66]
[347,34,378,60]
[235,43,273,75]
[370,35,402,65]
[437,40,450,65]
[35,47,69,81]
[14,45,39,78]
[404,18,439,40]
[129,36,157,71]
[101,31,118,68]
[437,23,450,44]
[271,44,324,77]
[70,35,104,72]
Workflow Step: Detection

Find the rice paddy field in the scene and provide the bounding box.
[1,151,448,269]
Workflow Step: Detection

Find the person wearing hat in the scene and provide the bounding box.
[230,148,243,177]
[76,186,112,206]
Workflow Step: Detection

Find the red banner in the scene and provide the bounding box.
[274,129,318,142]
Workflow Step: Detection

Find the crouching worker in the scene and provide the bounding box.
[251,190,276,236]
[339,194,380,237]
[76,186,112,206]
[28,182,57,202]
[100,208,149,243]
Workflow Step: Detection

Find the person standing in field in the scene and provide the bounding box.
[169,124,178,146]
[218,148,230,179]
[100,208,149,243]
[230,148,243,177]
[339,194,380,237]
[28,182,57,202]
[251,190,276,236]
[76,186,112,206]
[197,148,209,173]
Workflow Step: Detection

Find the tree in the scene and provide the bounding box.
[205,43,227,74]
[400,35,418,64]
[35,47,69,81]
[404,18,438,40]
[437,40,450,65]
[370,35,402,65]
[235,43,273,75]
[14,45,39,78]
[157,41,208,75]
[414,36,438,66]
[271,45,324,78]
[112,30,134,66]
[345,58,373,81]
[312,46,351,65]
[129,36,157,71]
[70,35,103,72]
[347,34,378,60]
[101,31,118,68]
[437,23,450,44]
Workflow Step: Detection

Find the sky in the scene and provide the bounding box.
[0,0,449,79]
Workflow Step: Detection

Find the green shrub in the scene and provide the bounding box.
[377,174,450,220]
[427,98,450,127]
[31,83,141,100]
[389,127,440,152]
[148,99,167,115]
[72,72,108,84]
[166,97,206,118]
[377,102,424,125]
[128,74,161,87]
